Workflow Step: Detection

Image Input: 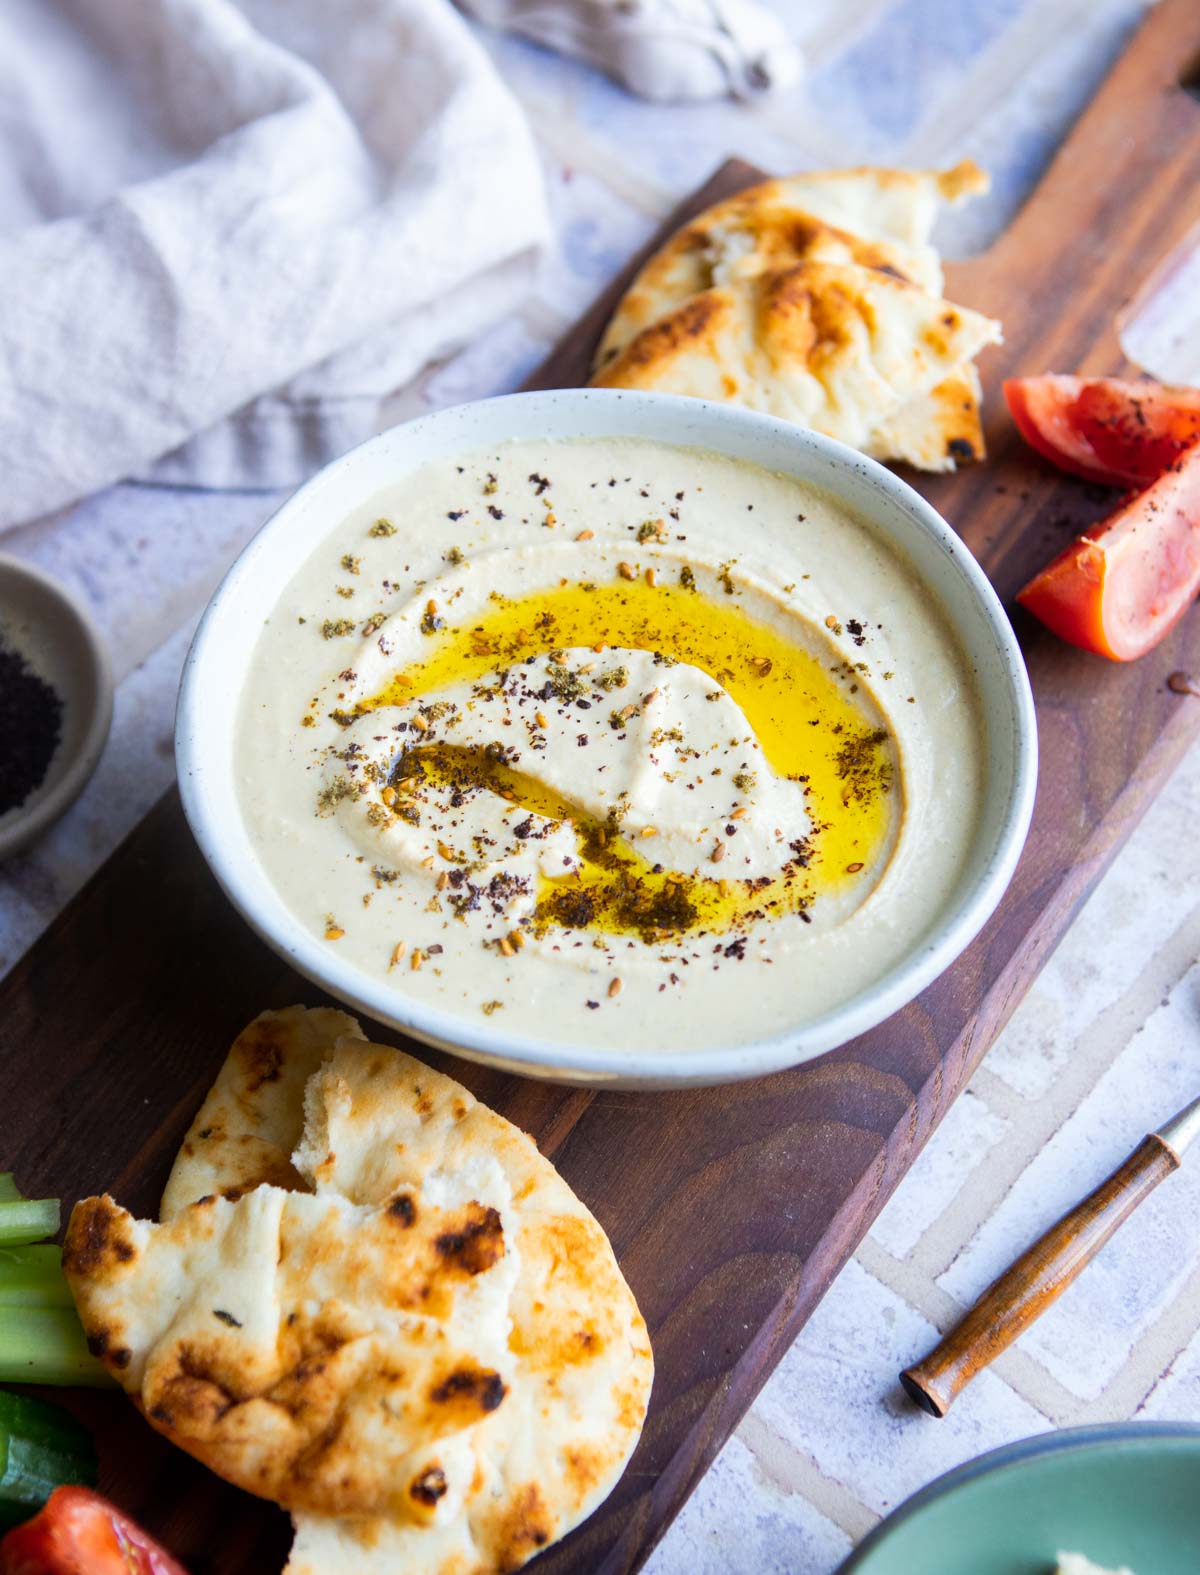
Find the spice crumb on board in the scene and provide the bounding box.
[1168,671,1200,698]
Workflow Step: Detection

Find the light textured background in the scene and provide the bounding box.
[4,3,1198,1571]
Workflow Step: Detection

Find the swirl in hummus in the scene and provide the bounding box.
[236,438,984,1052]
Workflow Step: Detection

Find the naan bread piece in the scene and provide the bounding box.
[63,1183,518,1518]
[592,160,999,471]
[596,160,986,366]
[70,1010,652,1575]
[593,258,998,458]
[161,1005,364,1219]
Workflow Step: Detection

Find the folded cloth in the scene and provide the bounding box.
[0,0,549,530]
[457,0,801,102]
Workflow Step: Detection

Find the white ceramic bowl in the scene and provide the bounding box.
[177,390,1037,1088]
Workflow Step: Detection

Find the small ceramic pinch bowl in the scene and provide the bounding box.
[176,389,1037,1088]
[0,554,113,861]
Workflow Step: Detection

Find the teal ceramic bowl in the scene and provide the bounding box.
[838,1424,1200,1574]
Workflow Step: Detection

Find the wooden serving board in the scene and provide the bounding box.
[5,4,1200,1570]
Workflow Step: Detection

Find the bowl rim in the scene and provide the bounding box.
[176,388,1037,1086]
[0,552,114,861]
[835,1420,1200,1571]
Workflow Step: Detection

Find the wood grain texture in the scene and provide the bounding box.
[900,1134,1181,1417]
[2,4,1200,1571]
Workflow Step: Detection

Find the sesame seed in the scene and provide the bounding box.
[437,840,454,860]
[608,977,622,998]
[535,711,549,728]
[411,713,429,732]
[426,599,438,616]
[618,561,636,580]
[545,512,557,527]
[388,941,407,969]
[508,929,525,951]
[576,528,594,541]
[645,567,657,587]
[711,841,726,863]
[436,871,449,891]
[411,948,424,971]
[640,826,657,838]
[846,861,865,873]
[324,925,345,940]
[498,935,515,957]
[381,786,397,806]
[730,806,748,819]
[593,642,606,653]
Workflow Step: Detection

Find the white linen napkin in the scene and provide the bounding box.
[0,0,550,530]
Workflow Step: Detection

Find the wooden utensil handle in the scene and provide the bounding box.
[900,1134,1180,1417]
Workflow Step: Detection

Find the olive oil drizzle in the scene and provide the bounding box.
[394,741,815,943]
[365,579,896,942]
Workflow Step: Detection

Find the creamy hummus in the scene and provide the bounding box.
[236,437,984,1052]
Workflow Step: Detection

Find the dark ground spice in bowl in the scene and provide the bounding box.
[0,635,64,816]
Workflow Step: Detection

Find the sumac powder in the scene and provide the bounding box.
[0,635,63,815]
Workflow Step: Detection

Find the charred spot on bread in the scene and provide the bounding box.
[612,293,727,375]
[63,1196,137,1276]
[387,1192,417,1226]
[83,1326,133,1371]
[431,1365,507,1414]
[434,1203,504,1275]
[237,1021,288,1090]
[410,1466,448,1506]
[492,1483,554,1570]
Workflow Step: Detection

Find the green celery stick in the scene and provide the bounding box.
[0,1198,60,1247]
[0,1245,72,1307]
[0,1308,112,1387]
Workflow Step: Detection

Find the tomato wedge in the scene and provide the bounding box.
[1005,375,1200,488]
[1017,438,1200,659]
[0,1487,188,1575]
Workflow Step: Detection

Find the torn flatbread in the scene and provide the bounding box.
[160,1005,365,1218]
[592,160,1000,471]
[67,1009,652,1575]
